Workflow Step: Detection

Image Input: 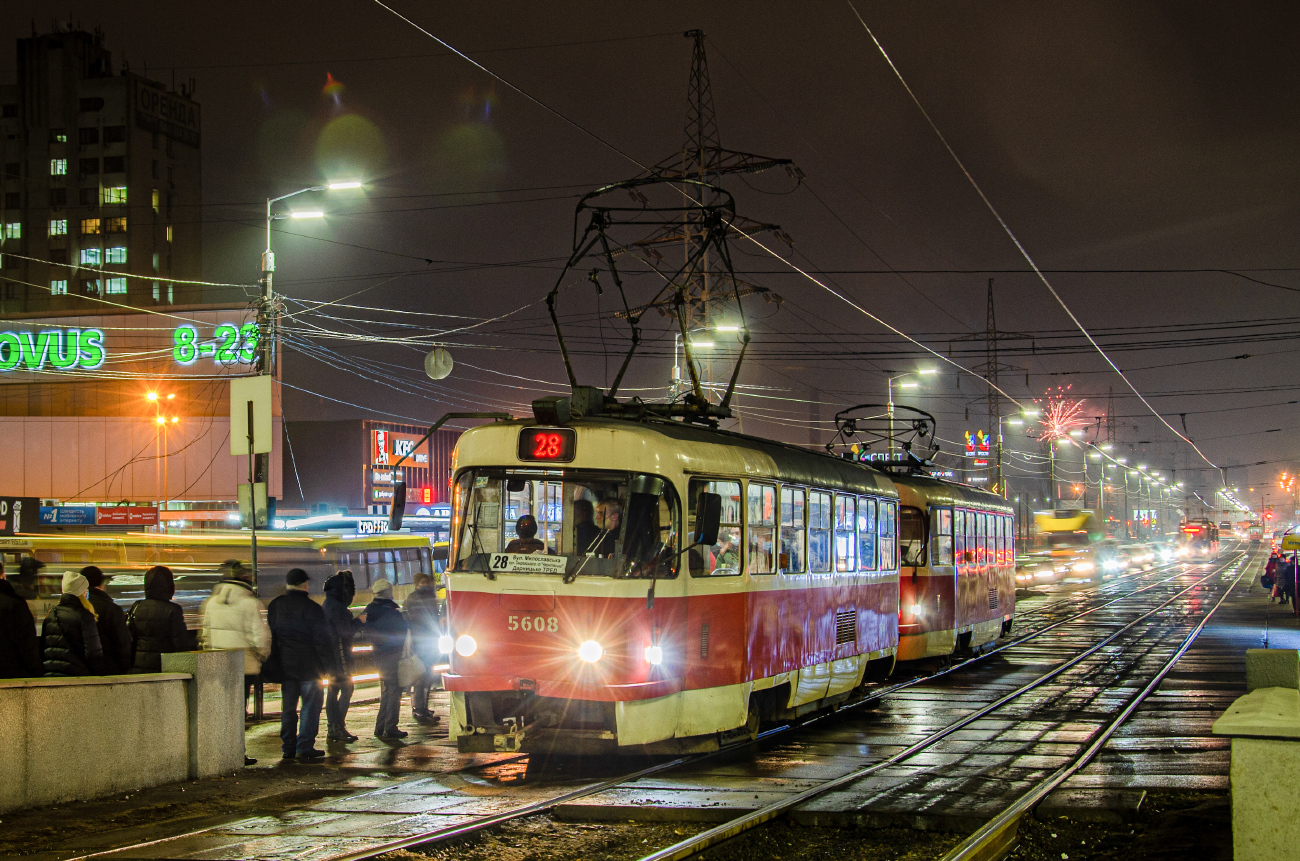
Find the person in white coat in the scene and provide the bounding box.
[200,560,272,713]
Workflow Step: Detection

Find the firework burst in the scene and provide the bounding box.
[1036,385,1087,441]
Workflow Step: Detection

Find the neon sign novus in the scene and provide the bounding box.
[0,329,105,370]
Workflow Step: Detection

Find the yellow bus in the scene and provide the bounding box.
[0,530,446,627]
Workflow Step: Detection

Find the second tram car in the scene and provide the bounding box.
[438,415,1016,755]
[892,475,1016,661]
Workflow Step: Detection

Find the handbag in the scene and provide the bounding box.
[1262,574,1275,589]
[396,631,425,688]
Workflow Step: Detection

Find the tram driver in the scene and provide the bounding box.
[591,500,623,557]
[504,515,547,554]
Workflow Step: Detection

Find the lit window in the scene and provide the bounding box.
[105,246,127,264]
[105,277,127,294]
[83,278,101,294]
[151,281,160,301]
[50,158,67,176]
[50,279,67,295]
[165,224,173,243]
[151,252,159,271]
[80,218,100,235]
[166,283,173,303]
[49,219,67,236]
[100,186,127,205]
[2,222,19,240]
[104,217,126,233]
[80,247,101,265]
[151,189,159,212]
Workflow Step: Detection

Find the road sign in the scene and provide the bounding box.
[230,375,273,455]
[1281,534,1300,551]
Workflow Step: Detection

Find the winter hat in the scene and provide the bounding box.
[286,568,310,586]
[62,572,89,597]
[372,579,393,599]
[81,565,105,588]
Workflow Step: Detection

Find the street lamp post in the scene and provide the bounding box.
[886,368,936,454]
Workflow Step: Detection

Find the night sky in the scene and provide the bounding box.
[5,2,1299,512]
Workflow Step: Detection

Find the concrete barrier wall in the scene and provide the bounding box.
[0,649,244,813]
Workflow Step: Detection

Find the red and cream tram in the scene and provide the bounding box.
[891,474,1016,660]
[433,414,1015,756]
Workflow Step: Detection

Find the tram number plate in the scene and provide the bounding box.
[508,615,559,633]
[489,553,567,574]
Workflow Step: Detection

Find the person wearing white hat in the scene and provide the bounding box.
[41,572,105,676]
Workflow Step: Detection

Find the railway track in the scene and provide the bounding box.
[632,548,1255,861]
[74,552,1249,861]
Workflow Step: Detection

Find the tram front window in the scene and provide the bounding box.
[453,469,680,579]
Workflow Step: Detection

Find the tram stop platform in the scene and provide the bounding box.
[0,568,1293,861]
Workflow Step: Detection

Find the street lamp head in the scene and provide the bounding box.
[1021,409,1041,418]
[290,210,325,219]
[690,340,714,349]
[714,324,740,332]
[166,393,175,400]
[898,382,919,389]
[1008,418,1024,426]
[155,416,165,425]
[146,392,158,402]
[327,181,363,190]
[918,368,938,375]
[171,416,179,424]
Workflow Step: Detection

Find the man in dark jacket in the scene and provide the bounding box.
[322,570,361,742]
[402,573,441,724]
[42,572,105,676]
[363,578,408,739]
[127,566,190,672]
[267,568,335,760]
[82,566,132,674]
[0,558,42,678]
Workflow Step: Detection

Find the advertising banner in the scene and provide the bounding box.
[94,506,159,526]
[0,497,41,535]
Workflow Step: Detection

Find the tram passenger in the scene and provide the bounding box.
[267,568,334,760]
[83,566,132,675]
[592,500,623,557]
[127,566,189,673]
[200,560,271,710]
[364,579,409,740]
[323,570,361,743]
[573,499,600,554]
[403,573,442,724]
[41,572,105,677]
[504,515,547,554]
[0,558,41,679]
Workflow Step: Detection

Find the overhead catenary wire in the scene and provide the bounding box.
[846,1,1221,474]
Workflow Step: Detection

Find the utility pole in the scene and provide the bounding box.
[952,280,1029,498]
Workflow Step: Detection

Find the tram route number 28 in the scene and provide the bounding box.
[507,615,559,632]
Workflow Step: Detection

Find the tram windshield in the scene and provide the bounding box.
[452,468,680,579]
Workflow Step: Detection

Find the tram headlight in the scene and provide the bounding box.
[438,634,454,655]
[909,603,924,618]
[577,640,604,663]
[644,644,663,665]
[455,634,478,657]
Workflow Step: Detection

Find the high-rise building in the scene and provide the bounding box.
[0,25,201,313]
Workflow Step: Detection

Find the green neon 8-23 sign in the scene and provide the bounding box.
[173,323,258,365]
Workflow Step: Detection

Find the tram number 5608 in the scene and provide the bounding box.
[508,615,559,632]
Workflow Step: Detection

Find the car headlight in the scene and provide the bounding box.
[644,644,663,665]
[455,634,477,657]
[577,640,604,663]
[1073,562,1095,572]
[438,634,454,654]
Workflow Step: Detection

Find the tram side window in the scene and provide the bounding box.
[747,483,776,575]
[997,516,1007,566]
[899,506,925,566]
[976,513,988,568]
[808,490,832,573]
[931,507,953,566]
[954,509,966,569]
[689,479,742,576]
[779,486,805,574]
[834,495,856,572]
[879,501,897,570]
[965,509,977,570]
[858,497,877,571]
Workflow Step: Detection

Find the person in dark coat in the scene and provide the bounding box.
[127,566,189,672]
[322,570,362,742]
[82,566,132,674]
[1282,555,1299,611]
[42,572,105,677]
[573,499,600,554]
[363,579,409,739]
[267,568,335,760]
[0,558,42,678]
[402,573,442,724]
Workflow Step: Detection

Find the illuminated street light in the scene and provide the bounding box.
[327,180,363,190]
[918,368,939,375]
[898,381,919,389]
[714,324,740,332]
[146,392,158,402]
[691,340,714,349]
[290,210,324,219]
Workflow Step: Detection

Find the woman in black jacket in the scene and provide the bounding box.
[127,566,189,672]
[42,572,105,676]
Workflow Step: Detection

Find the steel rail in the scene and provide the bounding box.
[632,552,1247,861]
[72,556,1220,861]
[938,552,1256,861]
